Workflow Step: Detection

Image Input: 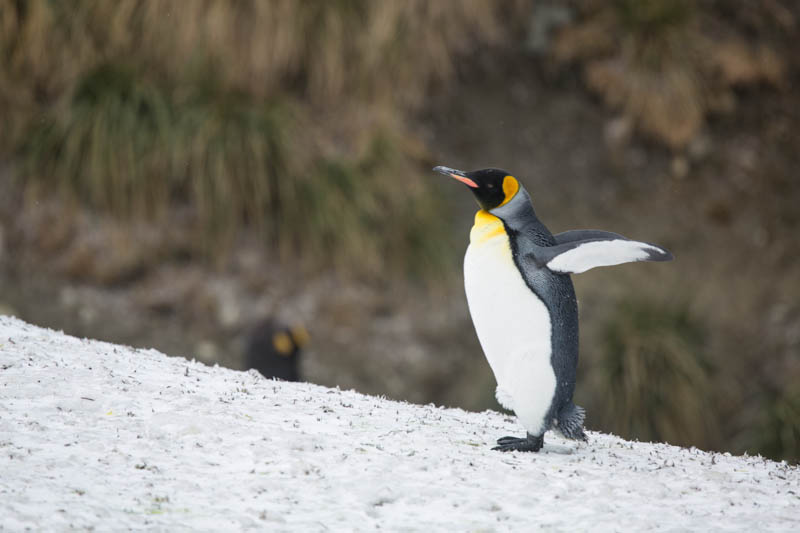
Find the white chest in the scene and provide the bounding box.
[463,212,556,435]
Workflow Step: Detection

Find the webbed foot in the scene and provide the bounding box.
[492,433,544,452]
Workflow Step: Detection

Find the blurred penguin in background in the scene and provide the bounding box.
[245,320,310,381]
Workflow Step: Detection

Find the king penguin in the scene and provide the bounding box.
[244,320,310,382]
[433,166,673,452]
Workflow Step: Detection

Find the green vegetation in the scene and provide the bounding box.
[615,0,693,35]
[555,0,787,148]
[591,296,800,462]
[1,0,518,275]
[23,64,174,221]
[757,386,800,460]
[592,299,717,449]
[20,63,454,273]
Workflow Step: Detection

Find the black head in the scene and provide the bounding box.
[433,166,520,211]
[244,320,310,382]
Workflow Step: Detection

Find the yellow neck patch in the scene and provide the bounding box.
[468,176,518,245]
[289,325,310,348]
[470,210,506,245]
[499,176,519,207]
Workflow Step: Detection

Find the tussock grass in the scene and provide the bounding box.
[553,0,789,149]
[2,0,523,275]
[592,299,718,449]
[23,65,173,219]
[19,62,453,275]
[758,385,800,461]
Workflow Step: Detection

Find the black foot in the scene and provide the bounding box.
[492,433,544,452]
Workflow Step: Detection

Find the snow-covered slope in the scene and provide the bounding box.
[1,316,798,531]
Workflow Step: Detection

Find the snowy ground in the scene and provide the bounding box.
[1,316,798,532]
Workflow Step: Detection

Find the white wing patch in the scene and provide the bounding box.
[546,239,661,274]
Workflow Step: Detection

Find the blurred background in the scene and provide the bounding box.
[1,0,798,462]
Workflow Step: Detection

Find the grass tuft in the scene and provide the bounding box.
[593,299,717,448]
[553,0,789,149]
[23,64,172,219]
[757,385,800,462]
[18,62,455,276]
[2,0,520,276]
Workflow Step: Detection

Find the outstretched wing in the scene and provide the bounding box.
[534,230,673,274]
[553,229,627,244]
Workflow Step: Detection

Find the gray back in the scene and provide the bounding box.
[491,187,579,426]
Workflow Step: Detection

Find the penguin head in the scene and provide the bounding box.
[244,320,310,382]
[433,166,520,212]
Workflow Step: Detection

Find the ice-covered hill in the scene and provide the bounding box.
[1,316,797,531]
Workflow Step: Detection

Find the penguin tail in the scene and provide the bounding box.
[554,402,587,441]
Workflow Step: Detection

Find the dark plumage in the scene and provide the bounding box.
[244,320,309,382]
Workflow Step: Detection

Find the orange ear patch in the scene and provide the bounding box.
[498,176,519,207]
[289,325,310,348]
[272,332,294,356]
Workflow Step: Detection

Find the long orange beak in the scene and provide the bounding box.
[433,166,478,188]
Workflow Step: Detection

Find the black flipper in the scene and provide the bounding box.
[529,232,673,274]
[553,229,627,244]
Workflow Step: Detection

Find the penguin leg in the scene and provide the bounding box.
[492,433,543,452]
